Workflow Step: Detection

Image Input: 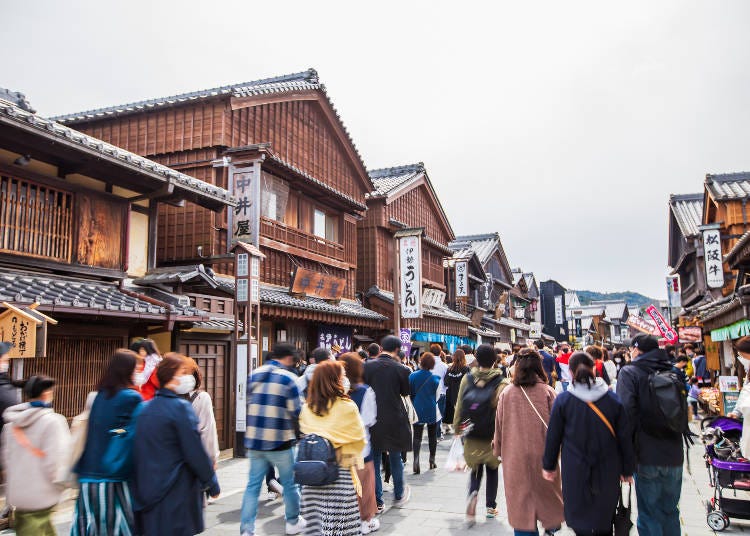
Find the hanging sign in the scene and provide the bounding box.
[645,304,678,344]
[678,326,702,343]
[554,295,564,325]
[530,322,542,339]
[290,266,347,301]
[318,325,352,354]
[399,235,422,319]
[400,328,413,358]
[626,314,659,336]
[702,228,725,289]
[666,275,681,308]
[455,261,468,297]
[422,288,446,308]
[230,165,261,246]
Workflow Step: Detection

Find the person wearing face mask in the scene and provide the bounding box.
[129,338,162,401]
[183,358,220,468]
[132,353,220,535]
[298,360,366,535]
[0,342,21,428]
[1,375,70,536]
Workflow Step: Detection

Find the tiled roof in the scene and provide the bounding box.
[495,317,531,331]
[449,233,501,266]
[190,317,240,331]
[367,163,424,197]
[0,272,205,319]
[0,99,234,209]
[468,325,503,338]
[669,193,703,237]
[365,286,471,323]
[50,69,370,188]
[133,264,221,289]
[725,230,750,267]
[706,172,750,201]
[591,300,628,321]
[263,286,385,321]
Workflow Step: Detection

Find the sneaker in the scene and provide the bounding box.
[268,478,284,496]
[544,528,560,536]
[486,507,499,518]
[376,503,385,515]
[361,520,372,535]
[285,516,307,535]
[368,518,381,532]
[266,491,278,501]
[392,485,411,508]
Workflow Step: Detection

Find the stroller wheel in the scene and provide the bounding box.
[707,510,730,531]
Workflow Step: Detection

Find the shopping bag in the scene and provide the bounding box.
[554,381,563,395]
[444,437,467,472]
[613,483,633,535]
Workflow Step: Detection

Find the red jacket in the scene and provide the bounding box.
[139,372,160,401]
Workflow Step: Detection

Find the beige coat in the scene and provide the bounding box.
[494,382,564,531]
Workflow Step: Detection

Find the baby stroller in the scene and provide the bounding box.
[701,416,750,531]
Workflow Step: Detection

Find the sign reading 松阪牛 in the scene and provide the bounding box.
[702,228,724,289]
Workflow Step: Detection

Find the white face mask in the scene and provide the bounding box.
[737,354,750,370]
[174,375,196,395]
[342,376,351,393]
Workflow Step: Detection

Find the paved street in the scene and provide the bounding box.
[40,420,744,535]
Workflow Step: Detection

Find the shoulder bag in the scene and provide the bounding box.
[520,385,548,430]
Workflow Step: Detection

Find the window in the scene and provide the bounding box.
[237,279,248,302]
[251,256,260,277]
[237,253,248,277]
[260,172,289,222]
[313,208,338,242]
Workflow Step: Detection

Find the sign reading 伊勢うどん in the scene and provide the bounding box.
[399,235,422,319]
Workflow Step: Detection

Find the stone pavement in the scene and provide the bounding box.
[35,420,750,535]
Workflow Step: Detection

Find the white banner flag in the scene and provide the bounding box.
[455,261,468,297]
[399,235,422,318]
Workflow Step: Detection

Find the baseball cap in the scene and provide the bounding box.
[625,334,658,353]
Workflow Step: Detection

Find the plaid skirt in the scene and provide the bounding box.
[301,468,361,535]
[71,481,135,536]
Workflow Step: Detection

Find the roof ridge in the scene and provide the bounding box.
[451,232,500,242]
[368,162,425,178]
[706,171,750,183]
[669,192,703,202]
[50,69,318,122]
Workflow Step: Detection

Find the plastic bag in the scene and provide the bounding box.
[445,437,467,472]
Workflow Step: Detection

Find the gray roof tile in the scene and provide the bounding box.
[450,233,501,266]
[262,286,385,321]
[706,172,750,201]
[0,272,205,318]
[669,193,703,237]
[368,163,424,197]
[365,286,471,323]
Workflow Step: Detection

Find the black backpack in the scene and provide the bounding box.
[460,374,503,439]
[293,433,339,486]
[635,363,688,439]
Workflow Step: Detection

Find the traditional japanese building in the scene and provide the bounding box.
[667,193,707,310]
[590,300,630,344]
[449,233,529,347]
[359,163,472,352]
[53,69,385,359]
[0,91,234,427]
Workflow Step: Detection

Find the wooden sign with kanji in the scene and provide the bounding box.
[0,303,57,358]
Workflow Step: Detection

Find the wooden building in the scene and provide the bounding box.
[359,163,471,352]
[668,193,707,310]
[53,70,385,359]
[0,91,233,428]
[449,233,529,347]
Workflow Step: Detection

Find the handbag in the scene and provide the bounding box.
[613,483,633,535]
[402,396,418,425]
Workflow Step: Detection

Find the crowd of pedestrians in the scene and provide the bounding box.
[0,329,695,535]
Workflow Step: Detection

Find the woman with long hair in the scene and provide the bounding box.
[132,353,220,535]
[584,345,611,386]
[494,348,563,536]
[72,349,143,536]
[340,353,380,534]
[409,352,441,474]
[543,351,635,536]
[183,357,220,468]
[299,360,366,535]
[444,348,470,430]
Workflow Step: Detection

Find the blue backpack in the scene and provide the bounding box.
[294,434,339,486]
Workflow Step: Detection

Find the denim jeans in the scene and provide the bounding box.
[240,448,300,534]
[372,448,404,506]
[437,394,447,437]
[634,464,682,536]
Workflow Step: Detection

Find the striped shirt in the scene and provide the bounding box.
[245,360,301,451]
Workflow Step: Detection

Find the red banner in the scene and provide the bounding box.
[645,305,678,344]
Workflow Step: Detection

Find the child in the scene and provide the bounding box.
[687,376,700,419]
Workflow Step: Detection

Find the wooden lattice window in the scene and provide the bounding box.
[0,174,73,263]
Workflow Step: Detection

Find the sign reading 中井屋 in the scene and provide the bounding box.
[645,304,678,344]
[455,261,468,297]
[290,266,347,301]
[702,228,725,289]
[230,166,261,246]
[399,235,422,319]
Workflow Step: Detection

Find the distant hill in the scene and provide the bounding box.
[574,290,658,311]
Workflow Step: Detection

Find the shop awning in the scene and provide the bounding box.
[710,318,750,342]
[411,331,473,351]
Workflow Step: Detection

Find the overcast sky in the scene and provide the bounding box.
[4,0,749,298]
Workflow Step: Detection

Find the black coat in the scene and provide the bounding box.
[616,349,684,467]
[0,374,20,426]
[543,389,635,532]
[443,366,469,423]
[363,354,412,452]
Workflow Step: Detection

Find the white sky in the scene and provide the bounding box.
[3,0,750,298]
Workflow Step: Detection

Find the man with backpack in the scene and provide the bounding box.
[453,344,508,524]
[617,334,686,536]
[240,344,306,536]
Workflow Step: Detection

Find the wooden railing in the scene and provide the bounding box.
[260,217,345,262]
[0,174,73,263]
